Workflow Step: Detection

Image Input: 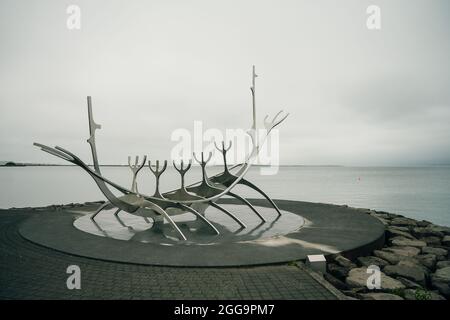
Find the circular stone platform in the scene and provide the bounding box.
[19,199,385,267]
[73,205,304,245]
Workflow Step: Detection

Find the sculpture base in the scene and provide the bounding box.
[19,199,385,267]
[73,204,304,245]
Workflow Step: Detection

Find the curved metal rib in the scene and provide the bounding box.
[264,110,290,134]
[143,216,151,223]
[226,191,266,222]
[52,145,138,213]
[113,208,122,217]
[92,219,109,237]
[208,144,282,217]
[189,151,246,228]
[208,201,246,228]
[177,203,219,235]
[238,179,282,216]
[91,202,110,221]
[35,143,169,209]
[143,201,187,241]
[112,209,127,227]
[113,209,135,230]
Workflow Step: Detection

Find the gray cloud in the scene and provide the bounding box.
[0,0,449,166]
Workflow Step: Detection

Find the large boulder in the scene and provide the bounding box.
[390,226,411,232]
[384,260,426,286]
[385,212,403,219]
[386,227,416,240]
[345,268,405,290]
[341,288,367,299]
[334,255,357,269]
[391,217,417,227]
[419,236,441,246]
[412,227,444,238]
[431,267,450,284]
[416,254,437,270]
[396,277,423,289]
[390,237,427,248]
[384,246,421,257]
[357,256,390,268]
[360,293,403,300]
[371,212,391,220]
[375,248,423,266]
[443,236,450,247]
[374,250,402,264]
[417,220,432,228]
[431,267,450,297]
[428,225,450,236]
[323,273,349,290]
[422,246,448,258]
[436,261,450,269]
[431,282,450,298]
[327,263,350,280]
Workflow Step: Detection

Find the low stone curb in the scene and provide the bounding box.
[295,262,349,300]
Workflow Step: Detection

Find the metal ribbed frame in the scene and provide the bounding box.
[34,66,289,241]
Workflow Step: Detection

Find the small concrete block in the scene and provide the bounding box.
[306,254,327,273]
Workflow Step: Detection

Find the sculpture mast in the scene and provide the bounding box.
[251,65,257,131]
[249,65,259,152]
[86,96,102,174]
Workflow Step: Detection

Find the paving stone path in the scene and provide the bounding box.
[0,212,337,300]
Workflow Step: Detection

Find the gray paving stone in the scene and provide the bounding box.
[0,212,337,300]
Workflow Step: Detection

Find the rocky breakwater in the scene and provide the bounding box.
[323,210,450,300]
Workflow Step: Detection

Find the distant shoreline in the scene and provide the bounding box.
[1,164,450,168]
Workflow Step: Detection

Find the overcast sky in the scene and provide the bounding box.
[1,0,449,166]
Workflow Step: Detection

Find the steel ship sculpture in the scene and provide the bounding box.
[34,66,289,241]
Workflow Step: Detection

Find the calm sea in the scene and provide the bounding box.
[1,166,449,226]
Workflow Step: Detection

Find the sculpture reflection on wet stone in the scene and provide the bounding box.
[34,66,289,241]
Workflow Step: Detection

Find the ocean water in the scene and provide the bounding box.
[1,166,449,227]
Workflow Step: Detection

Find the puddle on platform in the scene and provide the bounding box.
[73,204,305,245]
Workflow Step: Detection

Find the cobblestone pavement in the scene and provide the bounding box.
[0,212,337,300]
